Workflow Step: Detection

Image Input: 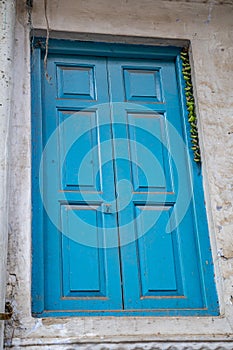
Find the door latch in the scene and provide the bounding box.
[0,302,13,321]
[102,203,112,214]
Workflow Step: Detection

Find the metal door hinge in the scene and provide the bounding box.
[0,302,13,321]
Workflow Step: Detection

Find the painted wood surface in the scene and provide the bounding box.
[31,40,218,316]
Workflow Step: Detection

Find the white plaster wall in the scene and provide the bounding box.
[0,1,16,349]
[4,0,233,349]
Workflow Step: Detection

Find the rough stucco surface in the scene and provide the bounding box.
[0,0,15,349]
[4,0,233,349]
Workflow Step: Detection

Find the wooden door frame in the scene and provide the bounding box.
[31,38,218,317]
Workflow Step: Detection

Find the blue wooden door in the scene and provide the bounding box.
[32,42,218,316]
[38,55,123,313]
[108,58,204,311]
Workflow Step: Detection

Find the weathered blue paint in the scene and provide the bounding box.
[31,39,219,316]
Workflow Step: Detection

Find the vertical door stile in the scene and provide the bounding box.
[105,58,125,309]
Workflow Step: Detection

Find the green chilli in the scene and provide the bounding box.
[181,48,201,163]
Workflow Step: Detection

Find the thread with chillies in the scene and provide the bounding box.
[181,48,201,163]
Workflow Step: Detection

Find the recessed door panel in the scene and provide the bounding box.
[59,110,101,191]
[127,113,172,192]
[135,205,178,295]
[61,204,106,297]
[57,64,96,100]
[123,67,162,102]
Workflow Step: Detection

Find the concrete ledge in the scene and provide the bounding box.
[4,340,233,350]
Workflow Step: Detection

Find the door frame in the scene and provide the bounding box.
[31,38,218,316]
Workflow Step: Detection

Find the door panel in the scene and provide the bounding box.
[127,112,172,192]
[59,110,101,191]
[57,64,97,100]
[123,67,163,102]
[61,204,107,297]
[135,205,178,295]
